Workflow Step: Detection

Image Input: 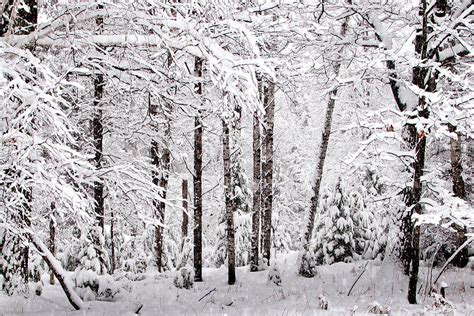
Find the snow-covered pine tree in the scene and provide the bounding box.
[348,186,383,260]
[1,236,28,296]
[232,143,252,266]
[72,226,116,301]
[314,178,355,264]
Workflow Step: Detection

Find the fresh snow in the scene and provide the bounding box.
[1,251,472,315]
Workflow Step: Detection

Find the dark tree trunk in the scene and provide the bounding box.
[448,125,468,267]
[302,16,348,251]
[182,180,189,239]
[261,80,275,265]
[49,203,56,285]
[223,119,236,285]
[193,57,204,282]
[407,123,426,304]
[407,0,431,302]
[250,107,262,272]
[449,125,466,200]
[110,210,116,273]
[93,6,105,232]
[151,126,171,272]
[93,74,105,230]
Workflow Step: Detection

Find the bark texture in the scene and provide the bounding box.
[93,6,105,232]
[151,122,171,272]
[182,179,189,239]
[193,57,204,282]
[261,80,275,264]
[49,203,56,285]
[250,107,262,272]
[223,119,236,285]
[407,0,433,303]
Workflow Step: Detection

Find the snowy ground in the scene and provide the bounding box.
[1,252,473,315]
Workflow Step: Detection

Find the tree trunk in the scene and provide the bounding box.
[49,203,56,285]
[250,107,262,272]
[407,0,432,302]
[151,129,171,272]
[93,7,105,232]
[193,57,204,282]
[302,16,348,249]
[28,234,84,310]
[223,119,236,285]
[448,124,468,267]
[182,180,189,239]
[449,125,466,199]
[110,209,116,273]
[251,74,263,272]
[407,126,426,304]
[261,79,275,265]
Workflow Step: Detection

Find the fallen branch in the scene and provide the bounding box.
[347,262,369,296]
[198,288,216,302]
[134,303,144,314]
[433,236,473,285]
[28,232,84,310]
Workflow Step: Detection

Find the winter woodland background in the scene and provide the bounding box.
[0,0,473,314]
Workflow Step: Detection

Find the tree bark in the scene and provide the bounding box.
[223,119,236,285]
[193,57,204,282]
[49,203,56,285]
[93,6,105,232]
[182,179,189,239]
[250,103,262,271]
[261,80,275,265]
[407,0,432,303]
[449,124,466,199]
[448,124,468,267]
[302,16,348,249]
[151,123,171,272]
[110,209,116,273]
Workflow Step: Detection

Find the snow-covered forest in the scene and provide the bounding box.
[0,0,473,314]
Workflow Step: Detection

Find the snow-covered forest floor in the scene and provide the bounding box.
[1,252,472,315]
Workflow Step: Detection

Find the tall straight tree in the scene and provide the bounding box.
[261,79,275,264]
[182,179,189,239]
[406,0,465,303]
[302,12,349,254]
[93,4,105,232]
[250,76,263,272]
[49,203,56,285]
[151,53,173,272]
[193,56,204,282]
[223,116,236,285]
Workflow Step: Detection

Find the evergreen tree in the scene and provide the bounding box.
[72,227,116,301]
[314,179,355,265]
